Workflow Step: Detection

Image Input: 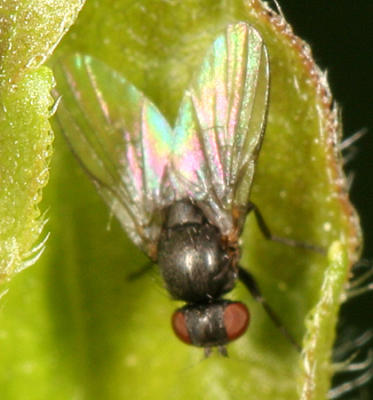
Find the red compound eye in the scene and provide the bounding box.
[172,310,192,344]
[223,302,250,341]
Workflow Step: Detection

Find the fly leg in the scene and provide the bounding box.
[127,261,154,281]
[238,266,301,352]
[247,201,325,254]
[218,346,228,357]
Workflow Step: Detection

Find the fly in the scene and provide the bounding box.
[53,22,321,355]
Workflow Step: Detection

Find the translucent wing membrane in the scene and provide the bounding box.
[53,55,174,258]
[54,22,269,255]
[173,23,270,235]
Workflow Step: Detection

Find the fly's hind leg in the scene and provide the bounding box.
[247,201,325,255]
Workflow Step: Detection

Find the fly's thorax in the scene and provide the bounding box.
[157,202,237,303]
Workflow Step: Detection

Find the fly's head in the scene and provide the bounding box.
[172,300,250,350]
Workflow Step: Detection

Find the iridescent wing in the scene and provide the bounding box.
[53,55,174,259]
[172,23,270,236]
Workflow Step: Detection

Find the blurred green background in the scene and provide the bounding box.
[280,1,372,398]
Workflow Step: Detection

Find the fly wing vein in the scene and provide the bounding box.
[172,23,270,234]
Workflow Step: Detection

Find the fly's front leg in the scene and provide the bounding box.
[238,266,301,352]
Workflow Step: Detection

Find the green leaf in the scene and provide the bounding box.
[300,242,350,400]
[0,67,53,281]
[0,0,85,282]
[0,1,361,399]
